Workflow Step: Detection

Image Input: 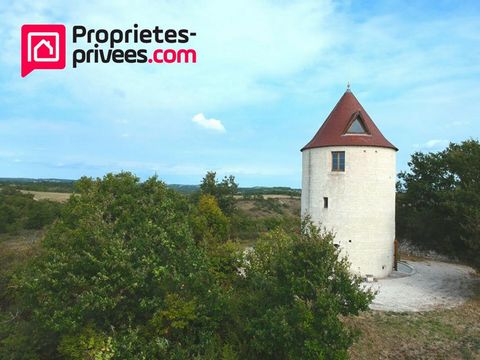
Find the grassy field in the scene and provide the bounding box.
[20,190,71,202]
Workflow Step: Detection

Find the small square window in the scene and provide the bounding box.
[323,197,328,208]
[332,151,345,171]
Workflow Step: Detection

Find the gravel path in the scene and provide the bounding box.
[367,260,479,312]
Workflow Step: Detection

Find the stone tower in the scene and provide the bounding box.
[301,88,397,278]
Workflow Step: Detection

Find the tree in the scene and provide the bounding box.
[191,194,230,246]
[397,139,480,268]
[199,171,238,216]
[227,221,374,360]
[7,172,373,359]
[13,173,226,359]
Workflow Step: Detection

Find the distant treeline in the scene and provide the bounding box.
[0,178,301,196]
[0,178,75,193]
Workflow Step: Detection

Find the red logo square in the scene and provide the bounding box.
[21,24,66,77]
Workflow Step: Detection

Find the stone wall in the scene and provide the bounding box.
[301,145,396,278]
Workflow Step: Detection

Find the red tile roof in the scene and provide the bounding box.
[301,90,397,151]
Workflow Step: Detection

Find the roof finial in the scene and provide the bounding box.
[346,82,351,92]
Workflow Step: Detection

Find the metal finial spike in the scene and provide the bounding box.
[347,82,351,91]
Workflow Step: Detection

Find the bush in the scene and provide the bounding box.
[191,194,230,245]
[0,188,62,234]
[228,222,374,359]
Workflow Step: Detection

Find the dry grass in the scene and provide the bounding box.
[347,293,480,360]
[233,194,300,199]
[236,197,300,218]
[20,190,71,203]
[0,229,44,251]
[0,230,42,308]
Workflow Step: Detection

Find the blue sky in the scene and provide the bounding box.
[1,0,479,187]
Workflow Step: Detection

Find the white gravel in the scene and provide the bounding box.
[366,260,479,312]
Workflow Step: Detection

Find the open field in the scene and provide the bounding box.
[20,190,71,202]
[234,194,301,199]
[21,190,299,204]
[236,197,300,216]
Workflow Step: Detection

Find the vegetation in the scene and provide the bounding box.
[0,177,300,197]
[0,188,62,235]
[397,139,480,268]
[199,171,238,216]
[191,194,230,246]
[1,139,479,358]
[239,187,300,197]
[231,198,299,247]
[0,172,373,359]
[0,178,75,193]
[347,295,480,359]
[231,224,373,359]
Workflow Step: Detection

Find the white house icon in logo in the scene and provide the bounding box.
[27,32,59,62]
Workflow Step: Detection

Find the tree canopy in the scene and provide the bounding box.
[2,172,373,359]
[397,139,480,268]
[199,171,238,216]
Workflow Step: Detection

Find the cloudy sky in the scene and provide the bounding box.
[1,0,479,186]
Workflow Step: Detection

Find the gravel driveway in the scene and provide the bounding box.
[367,260,479,312]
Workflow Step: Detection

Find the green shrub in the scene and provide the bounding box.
[191,194,230,245]
[228,221,374,359]
[0,188,62,234]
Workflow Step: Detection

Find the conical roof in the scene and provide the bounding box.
[301,90,397,151]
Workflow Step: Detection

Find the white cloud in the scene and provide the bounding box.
[414,139,449,149]
[192,113,225,132]
[426,139,448,148]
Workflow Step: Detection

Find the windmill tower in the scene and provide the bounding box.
[301,87,397,278]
